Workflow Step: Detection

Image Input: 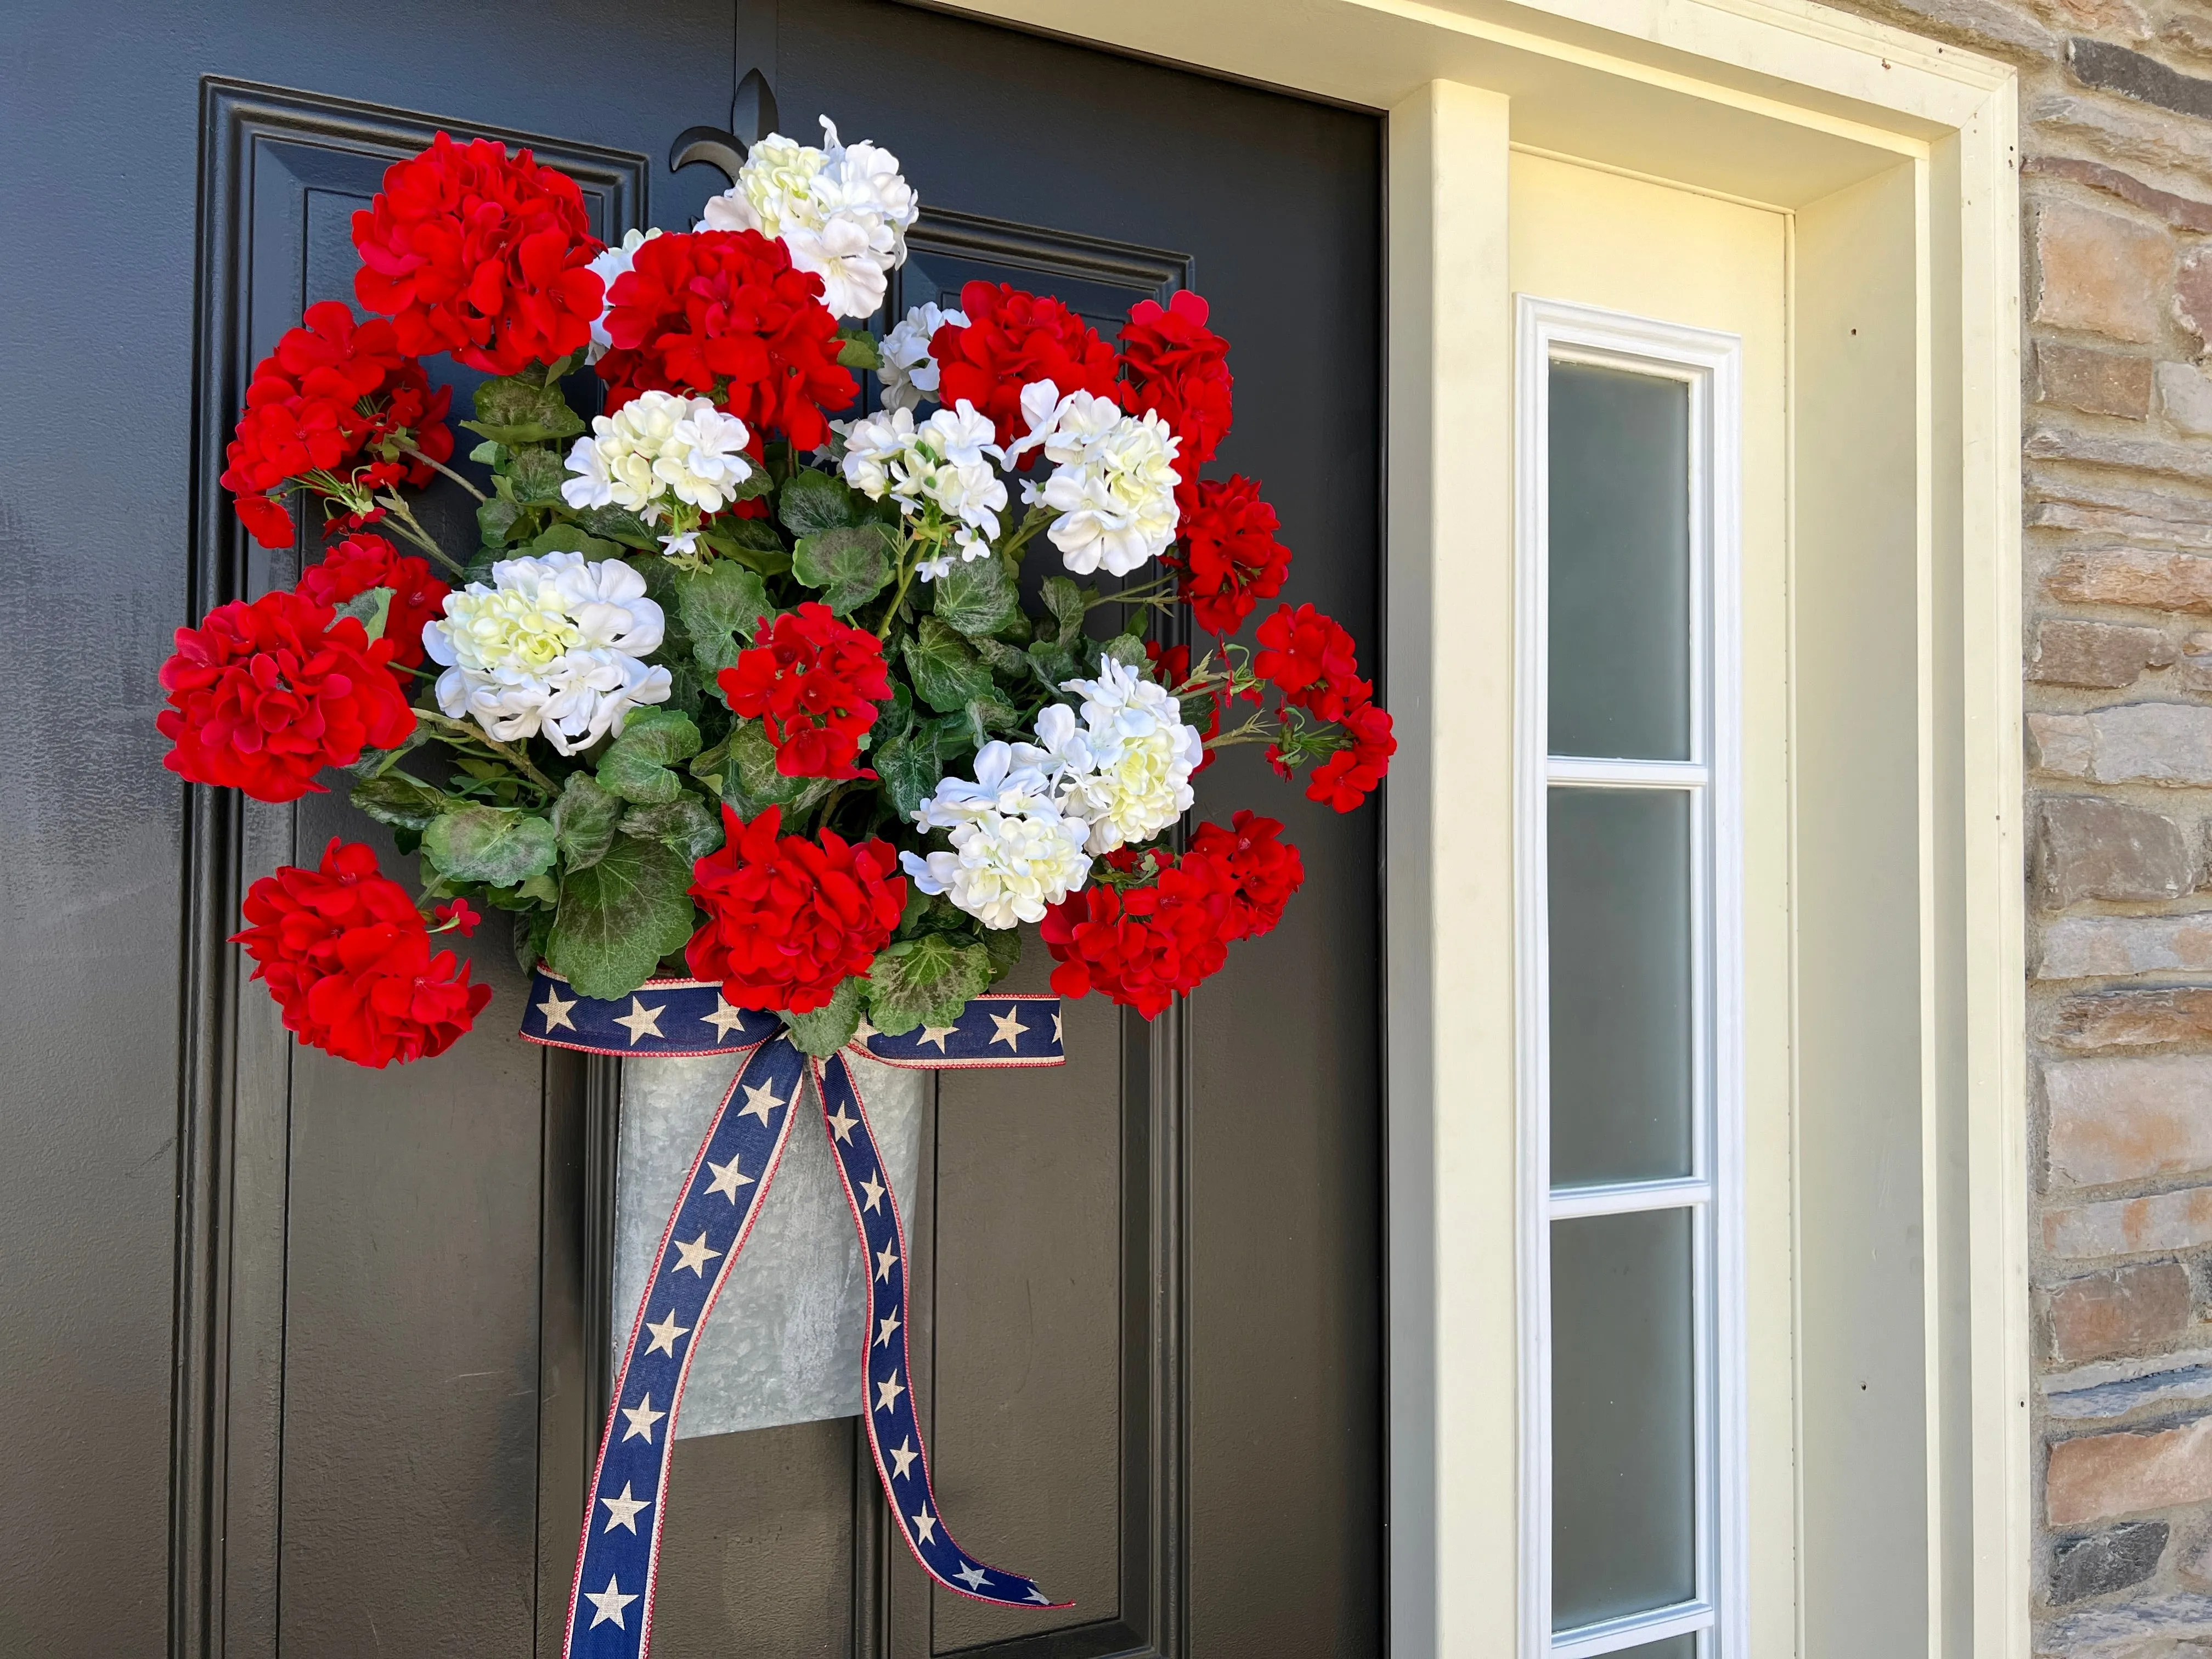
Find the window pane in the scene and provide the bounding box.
[1609,1638,1697,1659]
[1548,787,1694,1187]
[1551,1207,1697,1630]
[1548,361,1691,761]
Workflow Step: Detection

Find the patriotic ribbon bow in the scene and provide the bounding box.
[522,969,1070,1657]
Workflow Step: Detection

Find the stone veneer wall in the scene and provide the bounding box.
[1814,0,2212,1649]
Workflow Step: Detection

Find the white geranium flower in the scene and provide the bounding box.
[1044,659,1205,853]
[837,400,1007,575]
[699,117,919,320]
[424,552,672,755]
[1008,385,1182,577]
[901,742,1093,928]
[878,302,966,411]
[585,228,662,362]
[561,390,754,527]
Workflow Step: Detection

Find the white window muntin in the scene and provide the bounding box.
[1513,296,1746,1659]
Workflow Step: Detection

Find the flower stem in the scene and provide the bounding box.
[376,495,470,578]
[404,446,489,502]
[419,710,560,795]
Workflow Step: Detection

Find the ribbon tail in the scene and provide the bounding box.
[564,1035,809,1658]
[814,1051,1071,1610]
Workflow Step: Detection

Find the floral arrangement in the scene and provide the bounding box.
[165,121,1394,1066]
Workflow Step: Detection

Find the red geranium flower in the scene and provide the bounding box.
[296,532,451,671]
[1040,848,1232,1019]
[351,132,605,375]
[158,589,418,803]
[432,898,482,937]
[1175,475,1290,636]
[232,838,492,1068]
[1120,289,1233,466]
[686,805,906,1014]
[1306,699,1397,813]
[1254,601,1369,723]
[219,302,454,549]
[717,602,891,779]
[932,281,1121,451]
[597,229,855,451]
[1188,812,1304,940]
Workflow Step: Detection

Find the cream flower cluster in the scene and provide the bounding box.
[698,117,918,320]
[425,552,672,755]
[901,743,1093,929]
[561,390,753,531]
[584,227,661,362]
[1008,381,1182,577]
[839,401,1007,578]
[877,301,966,411]
[1036,660,1204,853]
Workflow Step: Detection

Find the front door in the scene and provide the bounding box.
[149,3,1384,1655]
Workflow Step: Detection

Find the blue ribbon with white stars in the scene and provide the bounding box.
[521,970,1070,1657]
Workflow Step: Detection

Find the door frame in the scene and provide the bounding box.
[934,3,2024,1656]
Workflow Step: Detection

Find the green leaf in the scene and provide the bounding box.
[552,772,624,872]
[901,618,996,714]
[983,922,1024,981]
[930,555,1020,639]
[477,492,524,549]
[619,795,725,862]
[514,871,561,906]
[791,524,895,617]
[421,805,558,887]
[835,329,883,371]
[507,447,568,509]
[462,375,586,445]
[779,978,864,1056]
[973,636,1028,675]
[720,720,834,819]
[350,771,455,833]
[597,708,703,805]
[332,585,393,639]
[469,439,506,466]
[778,469,876,537]
[546,834,697,1000]
[863,934,995,1035]
[527,521,623,560]
[575,504,662,550]
[1027,641,1080,691]
[1096,633,1149,672]
[512,906,555,977]
[965,696,1023,749]
[1041,576,1085,647]
[675,561,774,679]
[873,727,941,821]
[702,516,789,558]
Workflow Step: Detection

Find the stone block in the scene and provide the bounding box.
[2039,912,2212,978]
[2037,340,2155,417]
[2048,1415,2212,1525]
[2027,703,2212,786]
[2051,1520,2171,1605]
[2023,156,2212,233]
[2027,422,2212,484]
[2034,198,2173,345]
[2047,546,2212,611]
[2162,362,2212,437]
[2180,633,2212,694]
[2036,1589,2212,1658]
[2182,246,2212,353]
[2050,1188,2212,1260]
[2049,1261,2193,1363]
[2034,796,2192,908]
[2048,1055,2212,1188]
[2046,988,2212,1051]
[2030,619,2174,688]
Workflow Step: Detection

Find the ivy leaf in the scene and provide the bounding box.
[873,726,941,821]
[597,708,703,805]
[1041,575,1085,647]
[552,771,624,872]
[965,696,1023,749]
[507,447,568,509]
[973,636,1029,676]
[462,375,586,445]
[901,617,996,713]
[526,521,623,560]
[1028,641,1080,691]
[791,524,895,616]
[721,720,833,819]
[1095,633,1149,673]
[930,555,1020,639]
[421,805,558,887]
[619,795,725,862]
[778,469,874,537]
[332,585,393,639]
[350,771,455,834]
[675,561,773,680]
[868,680,915,750]
[863,934,995,1035]
[546,834,696,1000]
[477,492,524,549]
[778,978,864,1056]
[512,907,555,977]
[574,503,662,550]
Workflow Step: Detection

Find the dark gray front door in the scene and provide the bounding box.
[0,3,1380,1656]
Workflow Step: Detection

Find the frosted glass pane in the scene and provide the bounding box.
[1551,1207,1697,1630]
[1548,787,1694,1187]
[1548,361,1691,761]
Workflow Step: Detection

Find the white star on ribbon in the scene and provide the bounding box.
[955,1562,990,1590]
[738,1079,785,1125]
[853,1013,880,1042]
[1026,1586,1051,1604]
[858,1171,885,1213]
[599,1481,651,1534]
[916,1023,957,1052]
[875,1369,906,1413]
[585,1571,637,1629]
[887,1436,918,1479]
[621,1393,664,1443]
[874,1239,899,1283]
[990,1007,1028,1050]
[701,995,751,1041]
[910,1506,937,1545]
[670,1229,721,1277]
[537,987,577,1032]
[1052,1010,1064,1045]
[705,1154,752,1202]
[613,997,667,1045]
[644,1310,690,1357]
[876,1307,900,1348]
[825,1101,859,1144]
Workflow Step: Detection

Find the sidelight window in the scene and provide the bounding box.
[1515,300,1745,1659]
